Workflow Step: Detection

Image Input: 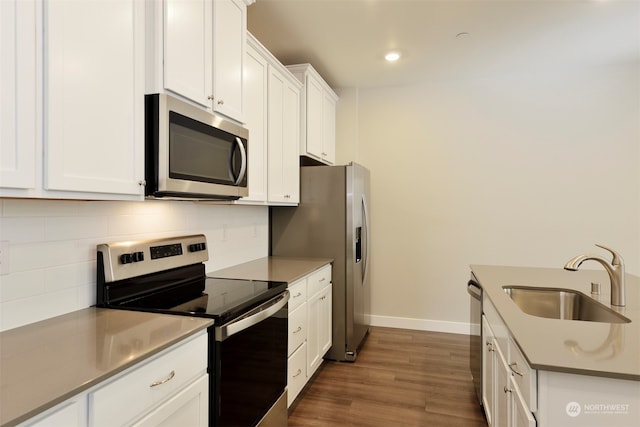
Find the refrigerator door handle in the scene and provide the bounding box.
[362,194,371,285]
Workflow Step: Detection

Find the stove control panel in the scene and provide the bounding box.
[98,234,209,282]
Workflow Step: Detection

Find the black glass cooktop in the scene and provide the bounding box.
[109,274,286,325]
[173,277,287,323]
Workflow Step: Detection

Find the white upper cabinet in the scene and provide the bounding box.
[267,64,300,204]
[241,40,269,203]
[152,0,248,124]
[0,0,37,190]
[162,0,212,108]
[212,0,246,122]
[1,0,145,200]
[286,64,338,165]
[242,33,301,206]
[44,0,145,196]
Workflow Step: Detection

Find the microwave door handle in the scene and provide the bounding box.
[232,137,247,185]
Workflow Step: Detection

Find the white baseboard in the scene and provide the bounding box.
[367,314,478,336]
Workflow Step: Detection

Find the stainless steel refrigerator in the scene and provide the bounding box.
[270,162,371,362]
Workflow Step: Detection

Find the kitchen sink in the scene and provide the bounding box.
[502,286,631,323]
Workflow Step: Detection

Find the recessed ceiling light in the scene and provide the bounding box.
[384,51,401,62]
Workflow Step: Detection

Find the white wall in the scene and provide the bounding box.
[336,64,640,333]
[0,199,269,331]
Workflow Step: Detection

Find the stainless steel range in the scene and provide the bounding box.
[97,234,289,427]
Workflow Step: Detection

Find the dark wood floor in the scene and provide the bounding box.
[288,326,487,427]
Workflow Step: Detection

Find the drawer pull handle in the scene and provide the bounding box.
[486,341,494,352]
[293,326,302,334]
[294,292,302,298]
[150,370,175,388]
[293,369,302,378]
[509,363,524,377]
[319,278,326,282]
[504,385,512,394]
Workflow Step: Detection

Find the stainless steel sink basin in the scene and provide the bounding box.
[502,286,631,323]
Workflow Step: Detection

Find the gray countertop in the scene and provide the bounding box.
[0,308,213,427]
[471,265,640,381]
[209,256,333,284]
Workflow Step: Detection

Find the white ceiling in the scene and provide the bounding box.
[247,0,640,89]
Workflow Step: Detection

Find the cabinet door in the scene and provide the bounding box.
[322,90,336,164]
[307,282,331,376]
[212,0,245,122]
[44,0,144,196]
[267,66,299,204]
[306,289,321,375]
[23,398,85,427]
[131,375,208,427]
[495,344,510,427]
[482,316,495,426]
[509,376,536,427]
[241,43,268,202]
[282,78,300,203]
[318,283,332,356]
[267,66,286,203]
[163,0,212,108]
[0,0,37,190]
[304,75,323,159]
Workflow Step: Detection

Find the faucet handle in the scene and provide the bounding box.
[595,244,624,267]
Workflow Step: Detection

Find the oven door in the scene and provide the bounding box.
[213,291,289,427]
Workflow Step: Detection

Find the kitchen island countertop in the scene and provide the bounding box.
[471,265,640,381]
[0,308,212,427]
[209,256,333,284]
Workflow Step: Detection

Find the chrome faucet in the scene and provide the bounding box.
[564,244,626,307]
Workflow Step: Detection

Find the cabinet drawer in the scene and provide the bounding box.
[288,278,307,312]
[508,337,537,411]
[307,264,331,296]
[287,342,307,407]
[90,333,208,427]
[288,302,307,356]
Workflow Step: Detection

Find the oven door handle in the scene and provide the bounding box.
[215,290,289,341]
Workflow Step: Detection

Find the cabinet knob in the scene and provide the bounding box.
[138,180,146,187]
[503,385,511,394]
[207,95,214,100]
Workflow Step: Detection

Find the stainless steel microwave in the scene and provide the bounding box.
[145,93,248,200]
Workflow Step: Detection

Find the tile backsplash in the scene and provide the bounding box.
[0,199,269,331]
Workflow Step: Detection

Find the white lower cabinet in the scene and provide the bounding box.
[131,375,208,427]
[483,297,536,427]
[286,264,332,407]
[21,399,85,427]
[307,282,332,376]
[287,342,307,407]
[19,331,208,427]
[482,296,639,427]
[90,332,208,427]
